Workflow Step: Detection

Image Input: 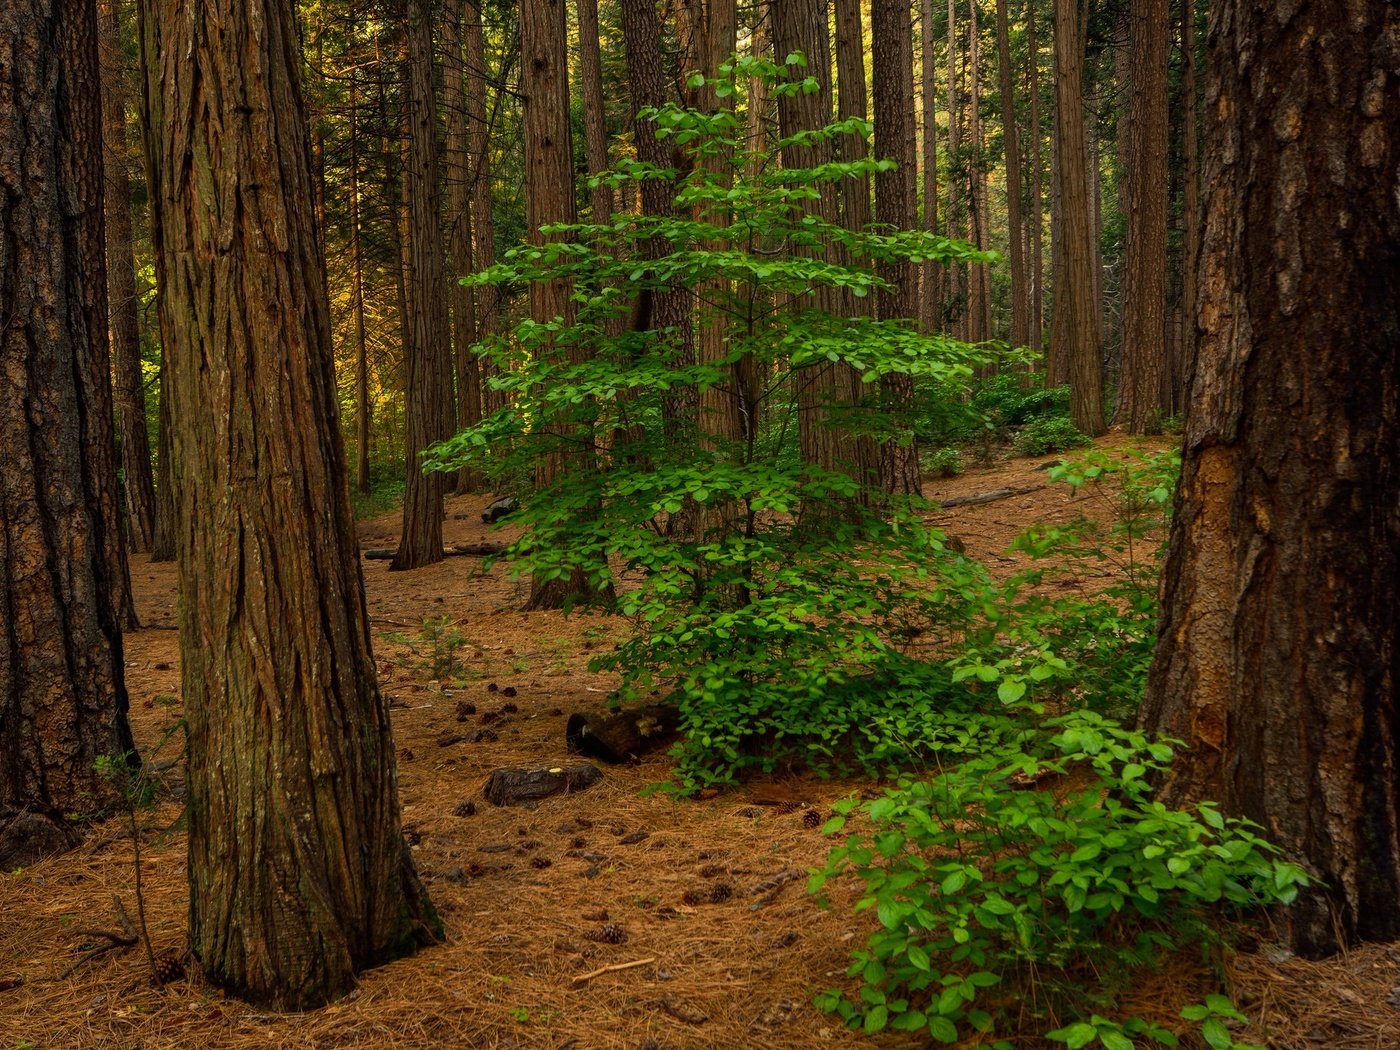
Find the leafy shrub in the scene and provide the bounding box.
[430,57,998,788]
[1013,415,1093,456]
[923,446,964,478]
[811,709,1308,1046]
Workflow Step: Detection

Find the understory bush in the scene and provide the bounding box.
[431,57,1007,788]
[1013,414,1093,456]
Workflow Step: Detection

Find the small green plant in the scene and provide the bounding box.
[390,616,474,683]
[1012,415,1092,456]
[923,446,964,478]
[810,709,1309,1046]
[509,1005,531,1024]
[1180,994,1263,1050]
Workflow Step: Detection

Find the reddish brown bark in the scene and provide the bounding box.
[1140,0,1400,958]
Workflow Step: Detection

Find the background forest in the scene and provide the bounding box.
[2,0,1398,1047]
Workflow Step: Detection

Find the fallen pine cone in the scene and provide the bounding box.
[584,923,628,944]
[152,951,186,985]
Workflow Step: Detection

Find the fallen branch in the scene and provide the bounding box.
[570,956,657,985]
[60,895,139,978]
[934,484,1045,510]
[363,542,506,561]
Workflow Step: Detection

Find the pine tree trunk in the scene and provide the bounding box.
[945,0,964,339]
[466,0,502,413]
[919,0,942,329]
[994,0,1028,349]
[139,0,440,1006]
[98,0,158,555]
[966,0,990,343]
[1,0,137,827]
[1177,0,1198,416]
[1027,0,1044,355]
[1119,0,1169,433]
[1049,0,1103,434]
[1139,0,1400,960]
[443,6,482,495]
[349,65,373,494]
[872,0,921,496]
[392,0,454,571]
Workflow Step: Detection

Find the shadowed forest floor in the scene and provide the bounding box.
[2,436,1398,1048]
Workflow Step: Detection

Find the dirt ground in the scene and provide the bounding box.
[3,435,1398,1049]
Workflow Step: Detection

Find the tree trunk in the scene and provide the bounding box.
[0,0,137,827]
[578,0,614,226]
[945,0,964,339]
[994,0,1028,349]
[872,0,921,496]
[1119,0,1169,432]
[98,0,158,556]
[1049,0,1103,434]
[1140,0,1400,959]
[965,0,990,343]
[443,5,483,495]
[139,0,440,1006]
[919,0,942,329]
[392,0,455,571]
[1027,0,1044,356]
[466,0,503,412]
[1177,0,1198,416]
[349,64,373,494]
[524,0,605,609]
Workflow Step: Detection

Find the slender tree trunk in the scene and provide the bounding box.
[994,0,1027,348]
[98,0,158,556]
[966,0,991,342]
[872,0,921,496]
[835,0,872,258]
[0,0,137,837]
[349,65,373,494]
[945,0,964,338]
[1027,0,1044,355]
[1049,0,1103,434]
[577,0,614,226]
[465,0,502,412]
[392,0,454,571]
[443,6,482,494]
[1139,0,1400,961]
[1177,0,1198,415]
[919,0,942,329]
[140,0,440,1006]
[1119,0,1169,432]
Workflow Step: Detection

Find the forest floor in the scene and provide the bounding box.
[3,434,1400,1049]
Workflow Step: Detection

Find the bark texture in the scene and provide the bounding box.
[139,0,439,1006]
[1140,0,1400,959]
[994,0,1028,349]
[1049,0,1104,434]
[392,0,454,570]
[1119,0,1169,432]
[98,0,158,554]
[0,0,136,821]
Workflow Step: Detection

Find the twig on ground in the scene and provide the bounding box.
[570,957,657,985]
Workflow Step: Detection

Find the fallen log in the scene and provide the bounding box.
[363,542,506,561]
[483,763,603,806]
[934,484,1045,510]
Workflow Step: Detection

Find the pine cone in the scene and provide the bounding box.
[152,952,185,985]
[453,800,477,817]
[802,809,822,829]
[708,883,733,904]
[776,800,801,815]
[585,923,628,944]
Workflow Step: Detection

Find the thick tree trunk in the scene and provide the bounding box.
[1119,0,1169,432]
[994,0,1028,349]
[392,0,455,570]
[1049,0,1103,434]
[98,0,158,556]
[0,0,137,825]
[872,0,921,496]
[139,0,439,1007]
[577,0,614,227]
[1139,0,1400,959]
[443,6,483,495]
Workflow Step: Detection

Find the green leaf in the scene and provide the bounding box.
[997,679,1027,703]
[1046,1022,1098,1048]
[927,1015,959,1043]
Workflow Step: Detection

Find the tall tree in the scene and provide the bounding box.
[1049,0,1104,435]
[443,4,483,495]
[393,0,455,570]
[1026,0,1044,354]
[1118,0,1169,431]
[0,0,137,852]
[464,0,502,412]
[994,0,1028,349]
[98,0,158,554]
[347,45,373,494]
[139,0,439,1006]
[1139,0,1400,958]
[945,0,964,338]
[965,0,991,342]
[918,0,942,330]
[1176,0,1199,415]
[872,0,921,495]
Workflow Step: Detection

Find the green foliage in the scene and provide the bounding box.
[429,59,1000,787]
[810,709,1309,1046]
[389,616,475,683]
[923,446,964,478]
[1013,415,1093,456]
[349,456,407,520]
